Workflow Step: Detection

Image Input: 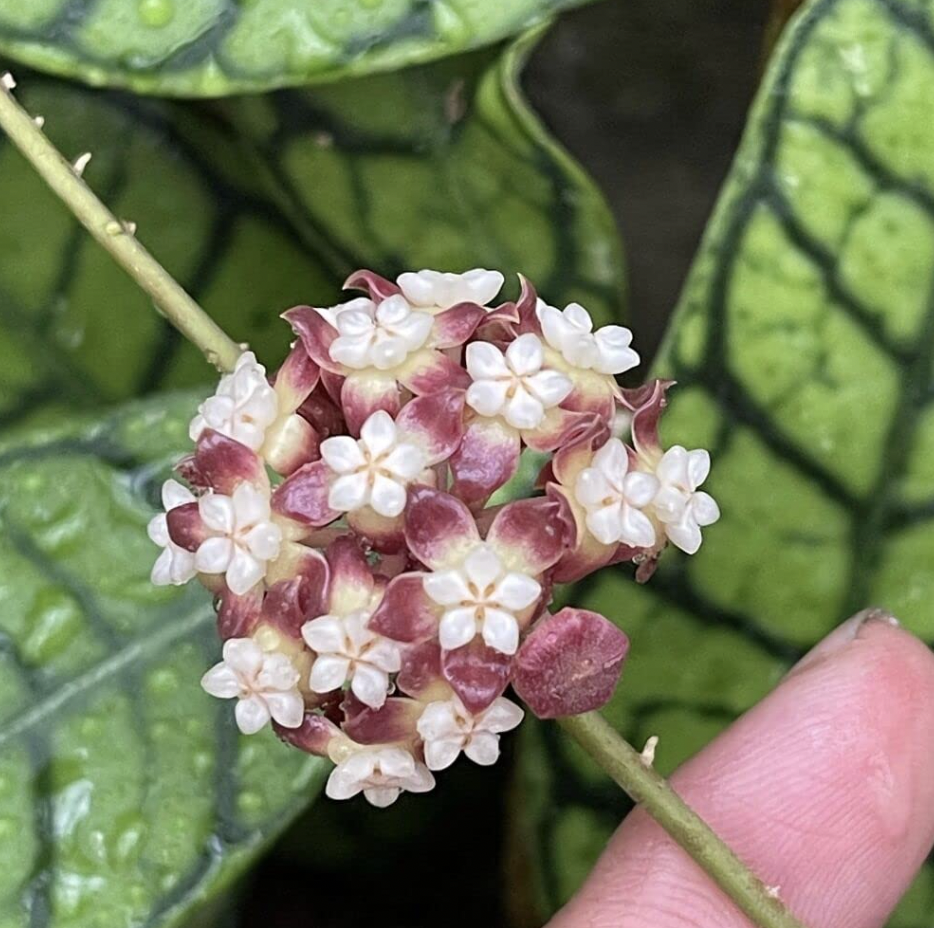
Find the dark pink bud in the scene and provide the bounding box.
[442,639,511,714]
[513,607,629,719]
[166,502,205,551]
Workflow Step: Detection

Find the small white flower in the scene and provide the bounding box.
[465,333,572,431]
[536,300,640,376]
[326,746,435,807]
[329,295,433,371]
[651,446,721,555]
[189,351,278,451]
[314,296,376,328]
[417,695,524,770]
[320,410,427,518]
[148,479,197,586]
[575,439,659,548]
[201,637,304,735]
[396,268,504,311]
[194,483,282,595]
[423,543,541,655]
[302,610,402,709]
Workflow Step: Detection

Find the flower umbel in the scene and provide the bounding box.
[148,267,720,805]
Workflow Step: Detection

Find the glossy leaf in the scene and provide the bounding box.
[0,391,328,927]
[518,0,934,923]
[0,0,596,96]
[0,35,624,426]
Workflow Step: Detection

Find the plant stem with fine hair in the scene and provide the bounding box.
[0,72,242,373]
[558,712,808,928]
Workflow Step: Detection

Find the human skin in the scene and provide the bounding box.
[549,612,934,928]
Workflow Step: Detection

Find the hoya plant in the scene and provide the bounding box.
[0,0,932,927]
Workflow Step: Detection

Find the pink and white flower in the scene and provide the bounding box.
[536,300,639,376]
[303,611,401,709]
[325,745,435,807]
[397,268,504,313]
[201,637,304,734]
[194,483,282,595]
[650,446,721,554]
[189,351,278,452]
[417,695,523,770]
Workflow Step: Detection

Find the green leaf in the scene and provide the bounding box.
[517,0,934,922]
[0,391,328,928]
[0,33,624,426]
[0,0,596,96]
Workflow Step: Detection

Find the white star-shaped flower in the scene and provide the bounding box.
[396,268,504,311]
[314,296,376,328]
[465,333,572,431]
[651,446,721,555]
[574,438,659,548]
[320,410,427,518]
[423,543,541,655]
[194,483,282,595]
[325,746,435,807]
[328,294,433,371]
[201,637,304,735]
[302,610,402,709]
[189,351,279,451]
[536,300,640,375]
[417,695,524,770]
[148,479,198,586]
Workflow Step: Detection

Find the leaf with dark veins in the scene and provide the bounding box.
[0,392,328,928]
[515,0,934,923]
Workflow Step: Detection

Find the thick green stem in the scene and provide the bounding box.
[558,712,808,928]
[0,72,242,373]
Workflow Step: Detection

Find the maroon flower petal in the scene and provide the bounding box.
[368,572,439,643]
[326,535,376,615]
[396,640,446,700]
[550,415,610,487]
[274,713,342,756]
[449,416,520,507]
[341,371,402,437]
[396,389,466,465]
[299,386,346,440]
[342,695,421,746]
[347,506,406,554]
[271,461,338,528]
[430,303,487,349]
[216,586,264,639]
[264,414,320,477]
[404,485,480,570]
[512,607,629,719]
[282,306,340,372]
[273,341,321,413]
[397,349,470,396]
[264,548,329,634]
[343,269,400,301]
[486,493,574,576]
[622,378,675,457]
[441,639,512,714]
[180,429,266,495]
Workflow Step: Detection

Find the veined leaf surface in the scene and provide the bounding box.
[0,392,328,928]
[518,0,934,923]
[0,0,595,96]
[0,34,623,427]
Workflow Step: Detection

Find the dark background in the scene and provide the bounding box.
[243,1,768,925]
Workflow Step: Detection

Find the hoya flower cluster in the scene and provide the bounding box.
[148,269,719,807]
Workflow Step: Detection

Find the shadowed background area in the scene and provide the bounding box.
[241,1,768,925]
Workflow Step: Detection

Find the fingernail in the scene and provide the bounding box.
[786,607,900,678]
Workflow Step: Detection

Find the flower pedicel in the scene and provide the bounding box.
[148,269,720,807]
